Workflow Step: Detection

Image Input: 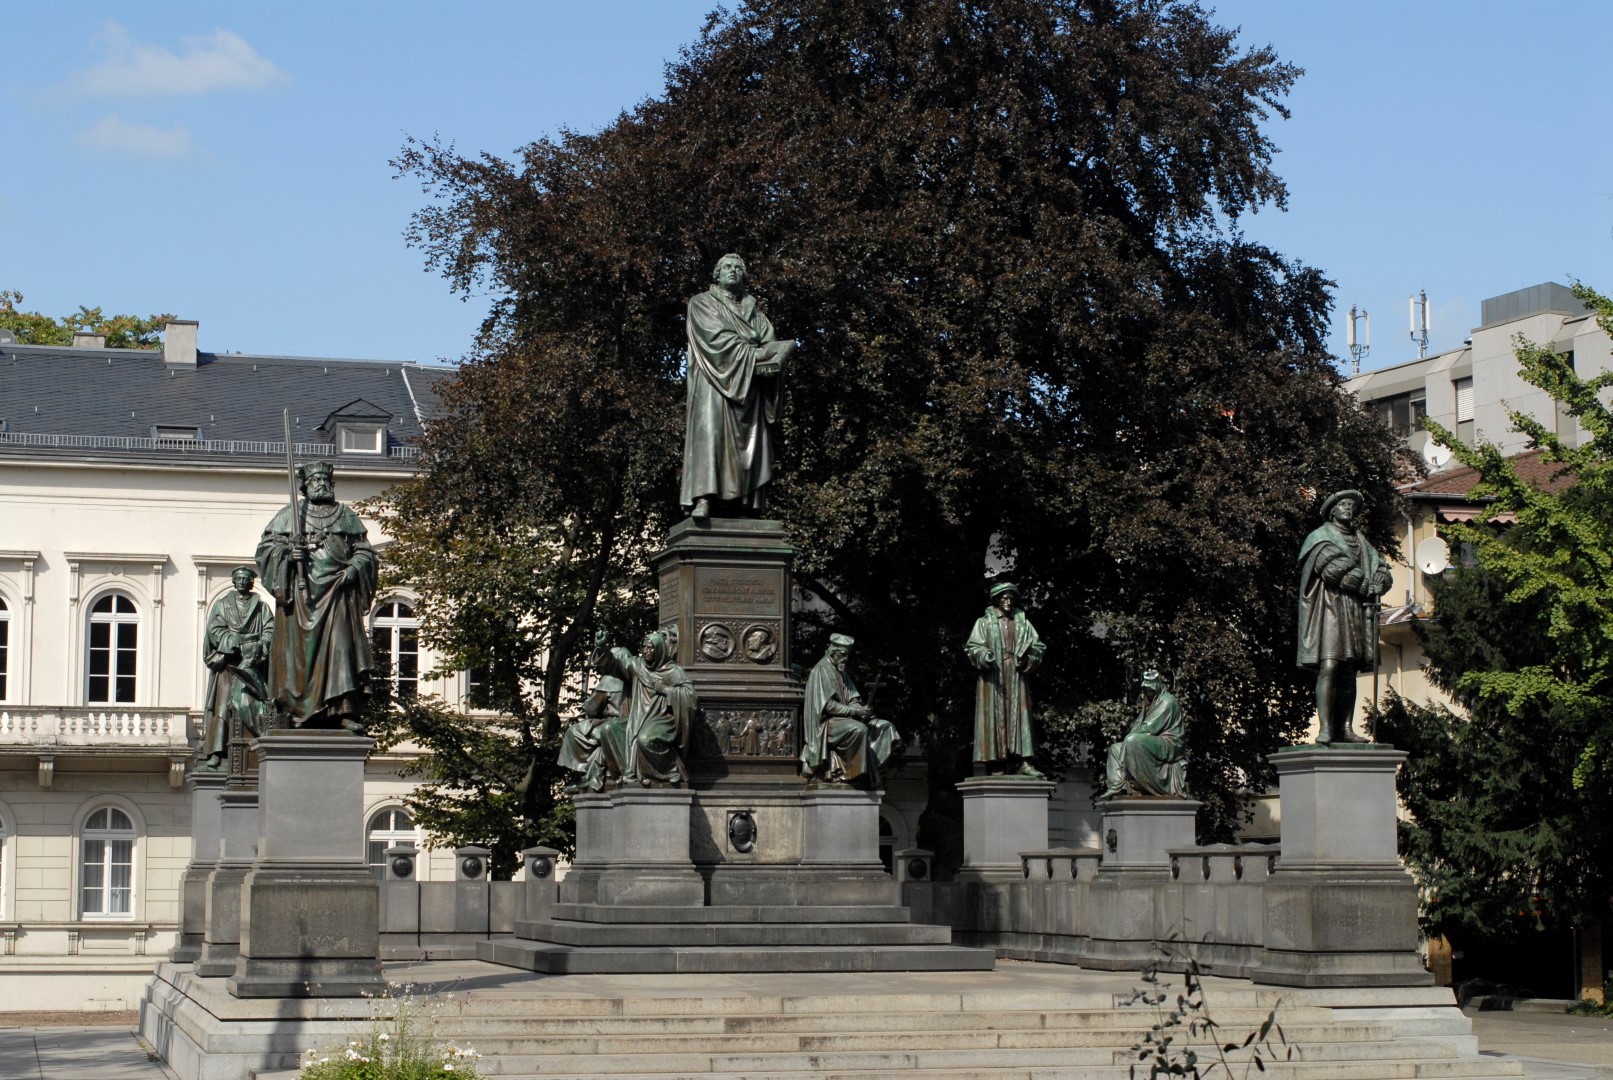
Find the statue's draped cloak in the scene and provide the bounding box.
[256,501,378,723]
[1296,522,1389,670]
[965,608,1045,763]
[199,590,273,759]
[800,656,899,784]
[557,676,626,791]
[680,285,784,508]
[594,642,696,784]
[1105,688,1187,798]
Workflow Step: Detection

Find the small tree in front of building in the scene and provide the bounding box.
[1374,281,1613,998]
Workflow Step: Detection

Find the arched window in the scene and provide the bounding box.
[367,807,416,879]
[0,595,9,701]
[371,601,419,701]
[81,806,136,918]
[87,594,138,704]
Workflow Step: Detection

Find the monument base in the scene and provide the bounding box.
[170,770,228,964]
[1099,797,1200,870]
[957,777,1055,881]
[192,865,249,979]
[227,865,385,998]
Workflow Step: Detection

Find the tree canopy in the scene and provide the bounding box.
[381,0,1402,856]
[0,290,173,349]
[1375,281,1613,939]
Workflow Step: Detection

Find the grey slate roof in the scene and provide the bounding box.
[0,343,454,469]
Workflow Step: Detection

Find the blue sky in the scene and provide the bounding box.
[3,2,1611,373]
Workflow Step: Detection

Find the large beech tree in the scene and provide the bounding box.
[379,0,1401,857]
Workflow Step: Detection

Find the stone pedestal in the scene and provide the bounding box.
[560,788,704,907]
[800,787,883,866]
[1255,745,1431,987]
[227,731,383,998]
[194,790,259,978]
[655,517,800,781]
[958,777,1054,881]
[170,771,228,964]
[1098,798,1200,871]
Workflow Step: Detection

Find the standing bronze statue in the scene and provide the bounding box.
[589,629,697,786]
[197,566,274,772]
[256,460,379,731]
[1297,489,1393,744]
[965,582,1047,777]
[1100,669,1187,798]
[681,254,797,521]
[799,634,902,788]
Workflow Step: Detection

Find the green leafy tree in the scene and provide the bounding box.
[1375,281,1613,944]
[383,0,1402,857]
[0,290,173,348]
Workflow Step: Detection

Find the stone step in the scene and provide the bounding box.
[425,1021,1413,1057]
[549,903,916,924]
[478,938,997,974]
[460,1045,1522,1077]
[519,918,954,948]
[436,1004,1341,1035]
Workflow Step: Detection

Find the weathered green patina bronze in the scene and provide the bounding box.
[680,254,797,521]
[557,674,625,793]
[1297,489,1393,744]
[256,461,379,731]
[965,582,1047,777]
[1101,669,1187,798]
[799,634,901,788]
[590,629,697,786]
[197,566,274,772]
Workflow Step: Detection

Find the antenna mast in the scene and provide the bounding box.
[1409,290,1431,358]
[1347,305,1371,374]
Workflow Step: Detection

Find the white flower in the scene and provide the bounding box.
[378,1032,390,1042]
[444,1066,455,1073]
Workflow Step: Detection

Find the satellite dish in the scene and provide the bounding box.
[1423,439,1453,470]
[1415,536,1451,576]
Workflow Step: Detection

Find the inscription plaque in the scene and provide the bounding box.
[694,567,782,617]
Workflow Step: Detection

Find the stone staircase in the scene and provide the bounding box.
[250,967,1531,1080]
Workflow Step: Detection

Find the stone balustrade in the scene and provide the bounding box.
[0,707,192,748]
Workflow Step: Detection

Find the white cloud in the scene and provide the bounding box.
[63,21,287,99]
[78,115,195,160]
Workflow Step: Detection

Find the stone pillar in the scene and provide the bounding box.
[170,770,228,964]
[1254,746,1431,987]
[559,788,704,906]
[227,731,384,998]
[1098,798,1200,871]
[194,789,259,978]
[957,777,1054,881]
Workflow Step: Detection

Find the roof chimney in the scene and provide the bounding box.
[164,319,198,366]
[72,331,106,349]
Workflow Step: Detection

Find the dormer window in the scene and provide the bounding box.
[151,425,201,442]
[339,426,384,454]
[320,398,393,457]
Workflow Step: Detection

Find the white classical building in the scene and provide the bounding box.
[0,322,460,1009]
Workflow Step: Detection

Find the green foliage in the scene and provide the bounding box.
[297,984,481,1080]
[1123,939,1290,1078]
[0,289,173,348]
[386,0,1402,855]
[1373,280,1613,937]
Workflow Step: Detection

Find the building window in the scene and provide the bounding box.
[340,426,384,454]
[0,596,9,701]
[87,594,138,704]
[0,812,7,919]
[1374,391,1427,435]
[81,807,136,918]
[372,601,420,701]
[367,807,416,879]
